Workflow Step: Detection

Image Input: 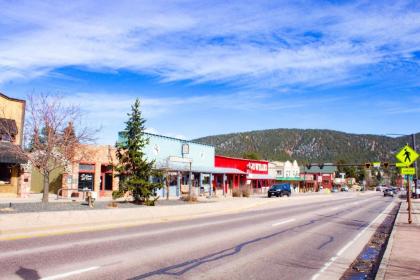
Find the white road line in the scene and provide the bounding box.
[40,266,100,280]
[272,218,296,227]
[0,197,363,259]
[311,201,395,280]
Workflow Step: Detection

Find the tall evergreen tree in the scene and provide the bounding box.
[113,98,162,205]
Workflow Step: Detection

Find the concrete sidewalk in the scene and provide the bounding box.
[377,199,420,280]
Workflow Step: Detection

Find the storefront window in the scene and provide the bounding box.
[0,134,13,142]
[78,172,94,191]
[79,163,95,171]
[169,175,178,186]
[202,175,210,184]
[0,163,12,184]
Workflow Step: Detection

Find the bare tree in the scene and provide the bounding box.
[26,93,96,203]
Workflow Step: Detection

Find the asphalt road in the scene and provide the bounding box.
[0,192,393,280]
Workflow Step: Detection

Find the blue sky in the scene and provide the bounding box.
[0,0,419,144]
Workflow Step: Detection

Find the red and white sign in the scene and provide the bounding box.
[215,155,268,174]
[246,162,268,172]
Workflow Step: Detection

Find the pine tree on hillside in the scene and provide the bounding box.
[113,98,162,205]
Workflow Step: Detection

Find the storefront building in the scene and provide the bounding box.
[119,132,245,197]
[215,155,274,192]
[61,144,119,198]
[0,93,30,197]
[299,165,337,192]
[269,160,303,192]
[144,133,247,197]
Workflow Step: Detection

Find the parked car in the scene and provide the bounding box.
[331,187,339,193]
[341,185,349,192]
[376,186,382,191]
[383,188,394,197]
[268,183,291,198]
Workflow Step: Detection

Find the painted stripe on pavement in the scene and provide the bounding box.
[40,266,100,280]
[311,201,395,280]
[272,218,296,227]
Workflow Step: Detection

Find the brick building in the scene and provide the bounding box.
[61,144,119,198]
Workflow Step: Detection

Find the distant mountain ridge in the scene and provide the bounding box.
[194,129,420,163]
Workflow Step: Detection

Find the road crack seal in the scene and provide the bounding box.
[341,202,400,280]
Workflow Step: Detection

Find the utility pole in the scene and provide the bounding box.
[189,161,192,197]
[413,134,418,197]
[407,174,412,224]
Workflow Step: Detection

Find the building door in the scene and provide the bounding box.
[100,165,113,196]
[105,173,113,191]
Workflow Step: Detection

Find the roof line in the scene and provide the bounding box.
[0,92,26,104]
[143,132,215,148]
[215,154,269,163]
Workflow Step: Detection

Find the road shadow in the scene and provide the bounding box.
[129,204,376,279]
[15,266,41,280]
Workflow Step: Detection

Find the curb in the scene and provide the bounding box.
[0,193,376,241]
[375,200,403,280]
[312,198,397,280]
[0,197,284,240]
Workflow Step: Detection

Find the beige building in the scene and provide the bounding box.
[0,92,30,197]
[61,144,119,198]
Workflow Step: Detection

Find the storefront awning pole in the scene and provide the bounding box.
[223,174,226,196]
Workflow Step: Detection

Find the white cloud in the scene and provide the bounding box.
[60,90,347,143]
[0,0,419,88]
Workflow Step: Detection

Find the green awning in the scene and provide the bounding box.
[276,177,304,181]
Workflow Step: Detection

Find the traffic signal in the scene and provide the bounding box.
[383,162,389,169]
[365,163,371,169]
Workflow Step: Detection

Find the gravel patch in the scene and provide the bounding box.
[0,199,208,214]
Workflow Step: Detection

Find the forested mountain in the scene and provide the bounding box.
[194,129,419,163]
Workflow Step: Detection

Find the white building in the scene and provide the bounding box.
[269,160,301,192]
[269,160,300,178]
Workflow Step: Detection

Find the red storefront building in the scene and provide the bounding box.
[214,155,275,192]
[299,165,337,192]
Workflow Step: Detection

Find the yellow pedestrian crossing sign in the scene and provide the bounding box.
[396,145,419,166]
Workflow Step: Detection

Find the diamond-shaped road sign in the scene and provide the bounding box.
[396,145,419,166]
